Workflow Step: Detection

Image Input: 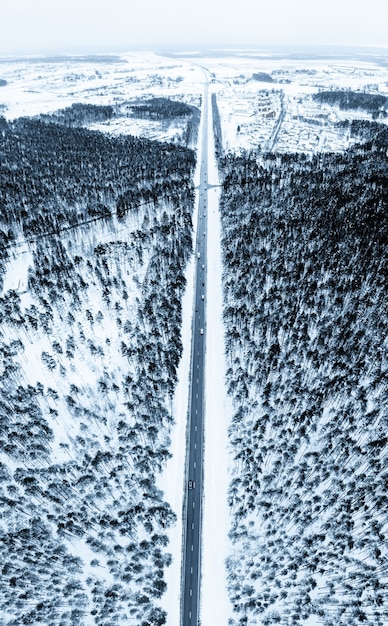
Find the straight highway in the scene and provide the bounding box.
[181,74,209,626]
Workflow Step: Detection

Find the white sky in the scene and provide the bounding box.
[0,0,387,56]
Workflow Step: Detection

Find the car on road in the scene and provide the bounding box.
[188,480,195,489]
[200,328,204,335]
[197,252,201,259]
[201,294,204,300]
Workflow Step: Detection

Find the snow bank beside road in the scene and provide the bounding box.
[201,89,233,626]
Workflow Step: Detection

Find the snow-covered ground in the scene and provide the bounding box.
[157,67,207,624]
[1,47,388,625]
[157,98,202,626]
[0,52,203,143]
[1,239,33,293]
[201,85,233,626]
[2,49,387,154]
[190,51,388,153]
[158,246,195,625]
[158,71,233,626]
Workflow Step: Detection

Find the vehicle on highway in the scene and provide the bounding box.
[197,252,201,259]
[201,294,204,300]
[200,328,204,335]
[188,480,195,489]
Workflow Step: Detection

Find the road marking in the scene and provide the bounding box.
[193,501,195,508]
[191,566,193,574]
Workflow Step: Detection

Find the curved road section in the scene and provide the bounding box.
[181,76,209,626]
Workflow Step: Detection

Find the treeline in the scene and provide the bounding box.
[40,102,115,125]
[184,103,201,149]
[130,97,193,119]
[129,98,200,148]
[252,72,274,83]
[41,99,196,125]
[211,93,223,159]
[38,99,201,149]
[349,118,388,148]
[0,119,195,624]
[219,130,388,624]
[0,116,195,239]
[313,89,387,116]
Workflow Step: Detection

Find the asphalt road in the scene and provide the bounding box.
[266,91,285,151]
[181,77,209,626]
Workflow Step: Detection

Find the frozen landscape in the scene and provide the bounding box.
[0,47,387,625]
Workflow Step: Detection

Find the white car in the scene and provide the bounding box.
[200,328,204,335]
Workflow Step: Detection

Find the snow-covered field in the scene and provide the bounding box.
[195,51,388,152]
[0,52,202,142]
[2,49,387,152]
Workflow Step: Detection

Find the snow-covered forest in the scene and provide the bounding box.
[219,121,388,624]
[0,114,195,625]
[1,49,388,625]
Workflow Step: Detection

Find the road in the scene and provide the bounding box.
[181,75,209,626]
[266,91,286,152]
